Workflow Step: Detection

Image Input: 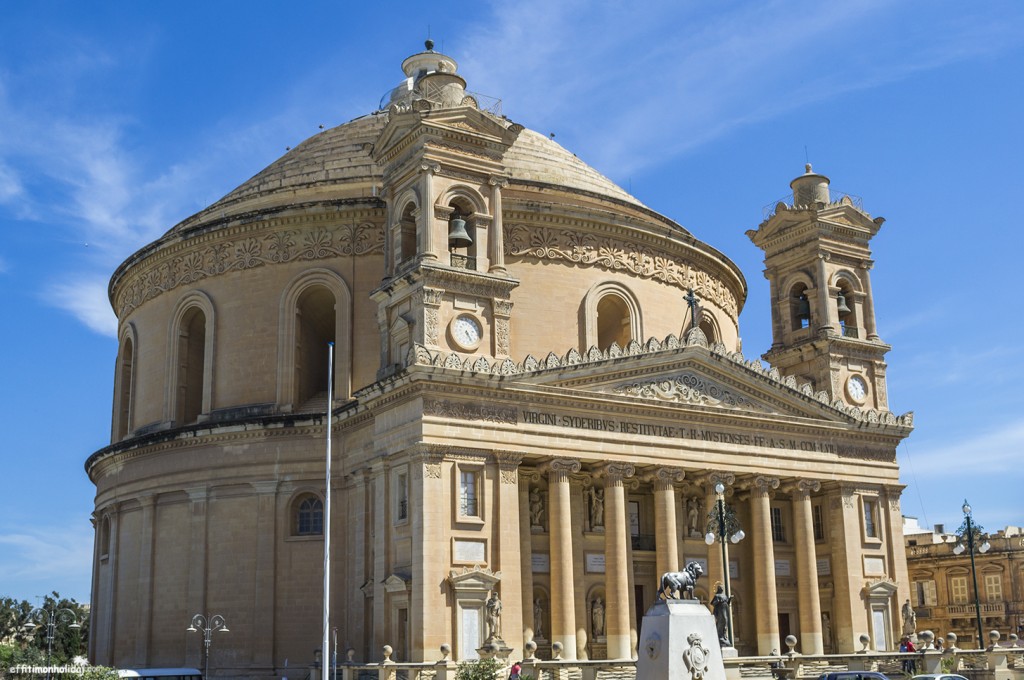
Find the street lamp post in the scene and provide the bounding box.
[705,482,745,647]
[24,607,81,680]
[187,614,229,679]
[953,500,991,649]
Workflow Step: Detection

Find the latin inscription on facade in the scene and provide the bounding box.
[531,554,550,573]
[585,552,606,573]
[521,409,844,454]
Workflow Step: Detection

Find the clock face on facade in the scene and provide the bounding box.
[450,314,483,351]
[846,374,868,403]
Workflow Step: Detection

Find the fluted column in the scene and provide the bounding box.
[750,476,780,655]
[815,253,834,334]
[790,480,823,654]
[489,177,508,273]
[598,462,635,659]
[547,458,581,660]
[419,163,439,260]
[860,259,879,340]
[652,467,685,578]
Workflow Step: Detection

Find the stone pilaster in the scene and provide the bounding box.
[414,451,445,660]
[545,458,580,660]
[495,452,525,658]
[371,462,388,657]
[135,494,156,665]
[789,480,823,654]
[597,462,636,660]
[750,476,780,655]
[518,469,540,646]
[420,163,440,260]
[252,482,278,668]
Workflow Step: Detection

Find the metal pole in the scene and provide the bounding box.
[323,342,334,676]
[718,495,734,646]
[204,625,212,680]
[966,514,985,648]
[45,613,54,680]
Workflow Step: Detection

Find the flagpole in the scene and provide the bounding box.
[322,341,334,680]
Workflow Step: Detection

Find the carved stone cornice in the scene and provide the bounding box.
[423,397,517,425]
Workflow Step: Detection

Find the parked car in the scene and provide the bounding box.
[911,675,970,680]
[817,673,890,680]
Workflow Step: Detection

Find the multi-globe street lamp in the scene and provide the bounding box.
[952,500,990,649]
[23,606,81,680]
[187,614,229,679]
[705,482,745,646]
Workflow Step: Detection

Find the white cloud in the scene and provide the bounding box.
[0,522,93,601]
[902,419,1024,478]
[459,0,1024,177]
[0,160,24,203]
[47,276,118,337]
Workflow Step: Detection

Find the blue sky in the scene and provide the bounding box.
[2,1,1022,604]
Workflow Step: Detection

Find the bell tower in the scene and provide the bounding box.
[370,42,522,379]
[747,165,891,410]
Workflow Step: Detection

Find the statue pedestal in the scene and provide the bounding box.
[589,638,607,660]
[637,599,727,680]
[479,638,512,662]
[533,638,551,660]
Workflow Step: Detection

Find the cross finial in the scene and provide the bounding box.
[684,288,701,330]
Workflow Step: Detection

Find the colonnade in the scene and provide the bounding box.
[526,460,831,659]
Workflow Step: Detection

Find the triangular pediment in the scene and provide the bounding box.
[447,566,501,592]
[373,105,520,166]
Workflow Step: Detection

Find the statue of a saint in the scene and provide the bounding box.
[687,496,702,538]
[588,487,605,529]
[710,583,733,646]
[485,591,503,640]
[902,599,917,634]
[591,597,605,637]
[533,598,545,639]
[529,488,545,527]
[821,612,833,653]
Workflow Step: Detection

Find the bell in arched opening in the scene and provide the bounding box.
[447,213,472,249]
[796,293,811,321]
[836,291,851,315]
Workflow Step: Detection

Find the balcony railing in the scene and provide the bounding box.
[948,602,1006,615]
[841,325,859,338]
[449,253,477,270]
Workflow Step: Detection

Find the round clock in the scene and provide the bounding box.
[846,374,868,403]
[450,314,483,351]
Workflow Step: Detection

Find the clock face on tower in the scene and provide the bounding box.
[450,314,483,351]
[846,374,868,404]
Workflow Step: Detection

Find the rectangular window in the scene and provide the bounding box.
[628,501,641,537]
[863,499,878,539]
[923,580,937,606]
[460,470,479,517]
[396,472,408,522]
[951,576,969,605]
[771,507,786,542]
[812,504,825,541]
[914,581,939,607]
[985,574,1002,602]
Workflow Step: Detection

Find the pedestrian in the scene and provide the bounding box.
[509,661,522,680]
[900,637,917,673]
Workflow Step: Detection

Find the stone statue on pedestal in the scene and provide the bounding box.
[710,583,733,646]
[591,597,605,637]
[486,591,503,641]
[902,599,917,635]
[529,488,545,527]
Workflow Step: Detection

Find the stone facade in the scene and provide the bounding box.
[87,44,914,677]
[905,523,1024,647]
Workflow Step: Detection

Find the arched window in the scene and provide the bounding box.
[100,515,111,558]
[399,202,417,266]
[447,197,478,271]
[699,314,720,344]
[597,294,632,349]
[789,283,811,331]
[113,327,136,441]
[176,307,207,425]
[295,285,336,410]
[293,494,324,536]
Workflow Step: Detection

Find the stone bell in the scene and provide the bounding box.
[795,294,810,320]
[447,214,472,249]
[836,291,851,314]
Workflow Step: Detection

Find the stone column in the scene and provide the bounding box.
[546,458,581,660]
[815,253,834,334]
[652,468,685,579]
[768,269,784,351]
[860,260,879,340]
[518,470,540,645]
[496,453,525,657]
[750,476,780,655]
[371,462,388,657]
[599,463,635,660]
[419,163,439,260]
[252,482,278,669]
[790,480,823,654]
[488,177,508,273]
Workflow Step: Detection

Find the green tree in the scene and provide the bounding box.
[0,593,89,665]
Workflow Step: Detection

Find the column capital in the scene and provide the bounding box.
[420,162,441,175]
[488,175,510,188]
[694,471,735,492]
[647,466,685,489]
[494,451,523,485]
[594,462,635,484]
[750,475,781,497]
[519,467,542,484]
[783,479,821,498]
[542,458,581,481]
